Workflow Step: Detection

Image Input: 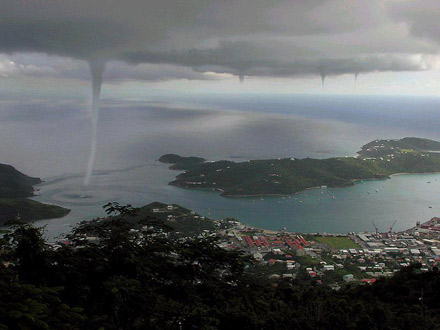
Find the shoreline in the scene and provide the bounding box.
[171,171,440,198]
[170,176,388,198]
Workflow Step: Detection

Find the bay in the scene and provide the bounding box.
[33,161,440,239]
[2,93,440,239]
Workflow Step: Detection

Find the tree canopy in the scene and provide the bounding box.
[1,204,439,329]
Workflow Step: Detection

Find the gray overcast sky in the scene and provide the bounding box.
[1,0,440,95]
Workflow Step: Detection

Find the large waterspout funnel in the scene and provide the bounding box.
[84,59,106,186]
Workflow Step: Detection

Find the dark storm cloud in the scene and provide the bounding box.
[0,0,438,81]
[0,54,213,82]
[0,20,130,60]
[124,41,432,80]
[391,0,440,46]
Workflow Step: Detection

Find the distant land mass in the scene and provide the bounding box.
[159,154,206,170]
[0,164,42,198]
[160,137,440,197]
[0,164,70,225]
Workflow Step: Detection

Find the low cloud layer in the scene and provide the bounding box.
[0,54,214,82]
[1,0,439,82]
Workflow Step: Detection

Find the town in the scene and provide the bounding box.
[213,216,440,288]
[61,202,440,289]
[141,203,440,288]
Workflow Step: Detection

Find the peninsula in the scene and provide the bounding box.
[0,164,70,225]
[160,137,440,197]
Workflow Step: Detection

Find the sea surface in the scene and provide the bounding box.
[2,93,440,239]
[33,162,440,240]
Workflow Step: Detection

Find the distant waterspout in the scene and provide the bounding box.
[353,73,359,92]
[84,59,106,186]
[320,74,326,90]
[239,73,245,84]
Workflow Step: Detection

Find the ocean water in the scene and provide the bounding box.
[3,93,440,178]
[1,93,440,238]
[33,162,440,239]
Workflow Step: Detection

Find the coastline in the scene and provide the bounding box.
[18,165,440,238]
[170,176,389,198]
[170,170,440,198]
[389,171,440,177]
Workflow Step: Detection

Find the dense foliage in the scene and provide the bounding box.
[0,198,70,225]
[122,202,216,236]
[164,138,440,196]
[1,205,440,329]
[0,164,70,225]
[358,137,440,158]
[0,164,41,199]
[159,154,206,170]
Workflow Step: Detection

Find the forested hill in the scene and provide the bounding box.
[104,201,216,236]
[158,154,206,170]
[1,208,439,329]
[0,164,41,198]
[358,137,440,158]
[0,164,69,225]
[160,137,440,197]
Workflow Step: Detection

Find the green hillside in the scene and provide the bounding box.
[158,154,206,170]
[0,164,70,225]
[113,201,216,236]
[2,210,440,329]
[162,137,440,197]
[0,164,42,198]
[358,137,440,158]
[0,198,70,225]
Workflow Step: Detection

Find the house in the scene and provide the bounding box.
[269,274,280,280]
[360,278,376,284]
[322,265,335,271]
[343,274,354,282]
[268,259,277,266]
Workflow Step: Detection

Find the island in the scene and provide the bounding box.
[158,154,206,170]
[160,137,440,197]
[0,164,70,225]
